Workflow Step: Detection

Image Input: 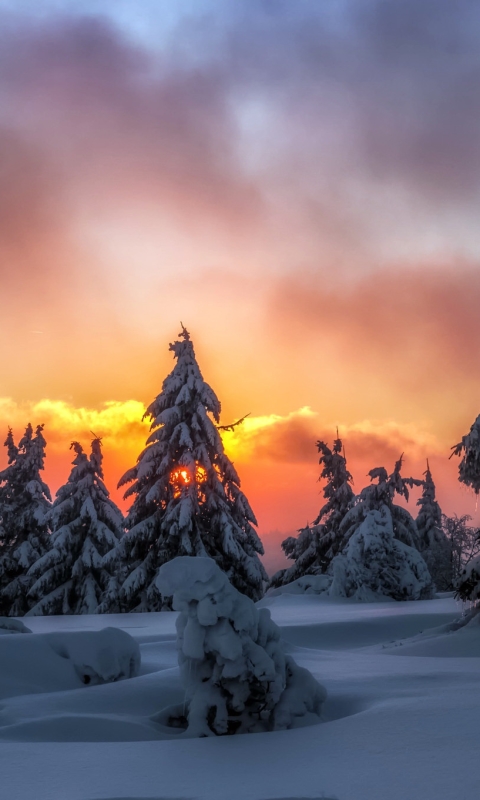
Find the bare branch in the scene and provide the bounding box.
[217,413,251,433]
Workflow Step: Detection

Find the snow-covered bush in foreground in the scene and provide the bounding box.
[330,507,434,601]
[157,556,326,736]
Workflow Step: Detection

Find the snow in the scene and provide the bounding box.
[0,593,479,799]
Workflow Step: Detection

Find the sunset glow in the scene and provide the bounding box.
[1,0,479,574]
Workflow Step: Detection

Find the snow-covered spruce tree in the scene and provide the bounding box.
[416,462,451,590]
[28,438,124,615]
[0,428,18,544]
[451,417,480,603]
[451,413,480,493]
[338,455,423,550]
[329,506,434,601]
[155,557,326,736]
[270,437,354,588]
[0,424,52,616]
[113,326,267,611]
[442,514,480,585]
[328,456,434,600]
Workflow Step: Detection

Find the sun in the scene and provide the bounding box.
[170,464,207,497]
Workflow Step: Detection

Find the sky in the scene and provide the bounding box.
[1,0,480,573]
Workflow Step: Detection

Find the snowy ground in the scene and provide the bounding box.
[1,593,478,800]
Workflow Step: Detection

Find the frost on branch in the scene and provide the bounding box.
[157,557,326,736]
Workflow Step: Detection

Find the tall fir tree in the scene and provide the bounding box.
[271,437,354,587]
[111,326,267,611]
[0,424,51,616]
[28,437,123,615]
[416,461,451,590]
[451,416,480,602]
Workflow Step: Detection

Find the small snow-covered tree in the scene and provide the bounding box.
[271,437,354,587]
[112,326,267,611]
[451,417,480,602]
[328,456,434,601]
[28,438,123,615]
[156,556,326,736]
[339,455,422,550]
[416,462,451,590]
[329,506,434,601]
[0,424,51,616]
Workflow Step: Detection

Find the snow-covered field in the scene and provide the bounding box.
[1,593,478,800]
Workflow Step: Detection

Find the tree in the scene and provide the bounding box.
[442,514,480,586]
[270,437,354,588]
[28,437,123,615]
[416,462,451,590]
[451,417,480,602]
[156,557,326,736]
[329,506,435,601]
[112,326,267,611]
[451,413,480,493]
[0,424,51,616]
[327,456,434,601]
[339,455,423,550]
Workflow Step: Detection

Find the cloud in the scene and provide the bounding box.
[0,397,149,455]
[222,406,440,468]
[0,14,263,234]
[269,264,480,394]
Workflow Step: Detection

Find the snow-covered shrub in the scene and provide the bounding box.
[157,557,326,736]
[329,508,434,601]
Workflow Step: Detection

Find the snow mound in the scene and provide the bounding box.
[46,627,141,685]
[157,556,326,736]
[0,617,32,635]
[267,574,332,597]
[0,627,140,699]
[379,606,480,657]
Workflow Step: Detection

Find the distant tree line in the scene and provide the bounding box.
[1,326,480,615]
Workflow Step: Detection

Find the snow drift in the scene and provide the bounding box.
[0,626,140,699]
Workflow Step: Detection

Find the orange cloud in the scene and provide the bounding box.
[0,397,477,575]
